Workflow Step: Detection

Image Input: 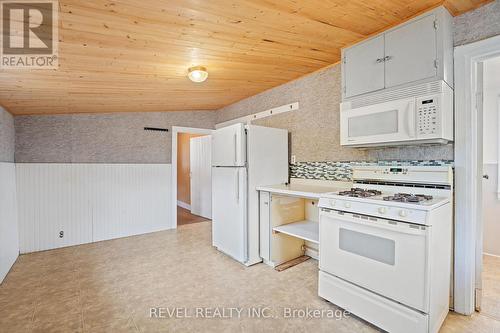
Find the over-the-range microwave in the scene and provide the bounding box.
[340,80,453,147]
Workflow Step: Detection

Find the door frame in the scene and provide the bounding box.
[454,34,500,315]
[172,126,213,229]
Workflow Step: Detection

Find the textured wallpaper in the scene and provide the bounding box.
[0,107,15,162]
[15,111,216,164]
[218,65,368,162]
[454,0,500,46]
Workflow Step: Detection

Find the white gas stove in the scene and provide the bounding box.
[318,165,453,333]
[319,165,452,224]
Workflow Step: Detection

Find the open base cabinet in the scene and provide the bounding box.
[259,192,319,268]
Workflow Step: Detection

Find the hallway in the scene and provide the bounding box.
[177,206,209,226]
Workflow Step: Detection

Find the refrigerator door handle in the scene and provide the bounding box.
[235,169,239,203]
[233,133,238,165]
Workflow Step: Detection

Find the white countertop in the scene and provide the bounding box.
[256,183,347,199]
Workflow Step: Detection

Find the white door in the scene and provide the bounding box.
[212,123,246,167]
[343,35,385,98]
[385,14,437,88]
[212,167,247,263]
[319,209,429,312]
[190,136,212,219]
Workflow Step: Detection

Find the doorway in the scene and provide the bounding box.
[454,34,500,315]
[479,55,500,319]
[177,132,207,225]
[171,127,213,228]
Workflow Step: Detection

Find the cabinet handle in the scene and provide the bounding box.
[384,55,392,61]
[376,58,384,63]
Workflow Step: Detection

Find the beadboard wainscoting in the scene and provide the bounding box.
[0,163,19,283]
[16,163,172,253]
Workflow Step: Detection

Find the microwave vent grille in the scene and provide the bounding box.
[349,81,447,109]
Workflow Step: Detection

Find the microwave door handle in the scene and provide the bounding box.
[407,101,416,138]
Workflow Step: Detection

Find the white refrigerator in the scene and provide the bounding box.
[212,123,288,265]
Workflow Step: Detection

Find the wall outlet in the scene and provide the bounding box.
[291,155,296,164]
[59,231,64,238]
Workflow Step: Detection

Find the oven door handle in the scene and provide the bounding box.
[320,210,427,236]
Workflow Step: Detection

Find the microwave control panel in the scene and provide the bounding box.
[417,97,439,136]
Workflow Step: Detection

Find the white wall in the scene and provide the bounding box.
[0,163,19,283]
[17,164,172,253]
[482,56,500,256]
[483,57,500,164]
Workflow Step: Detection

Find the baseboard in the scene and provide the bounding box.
[305,248,319,260]
[177,200,191,210]
[244,257,263,267]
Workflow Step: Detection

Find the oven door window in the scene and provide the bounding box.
[339,228,395,265]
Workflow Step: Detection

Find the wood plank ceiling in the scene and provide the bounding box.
[0,0,492,115]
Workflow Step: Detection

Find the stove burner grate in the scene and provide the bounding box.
[338,188,382,198]
[383,193,433,203]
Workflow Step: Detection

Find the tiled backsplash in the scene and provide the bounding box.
[290,160,454,181]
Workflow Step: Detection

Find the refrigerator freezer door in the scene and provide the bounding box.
[212,123,246,167]
[212,167,247,263]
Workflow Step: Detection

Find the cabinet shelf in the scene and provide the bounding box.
[273,220,319,244]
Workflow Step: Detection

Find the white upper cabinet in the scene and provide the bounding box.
[384,15,437,88]
[344,35,385,98]
[342,7,453,100]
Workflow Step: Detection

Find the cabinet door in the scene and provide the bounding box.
[384,14,437,88]
[343,35,385,98]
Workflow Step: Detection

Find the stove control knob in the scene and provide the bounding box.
[330,200,336,207]
[399,210,408,217]
[378,207,387,214]
[344,202,351,208]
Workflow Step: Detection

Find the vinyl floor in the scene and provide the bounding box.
[1,221,499,332]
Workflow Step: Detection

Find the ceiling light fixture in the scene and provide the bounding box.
[187,66,208,83]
